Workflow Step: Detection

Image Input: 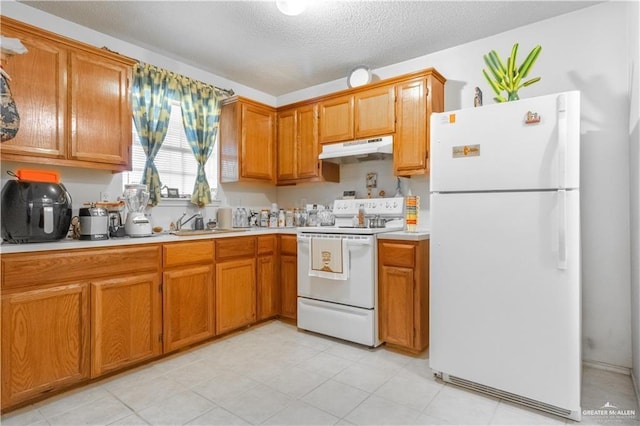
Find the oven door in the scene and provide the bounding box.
[297,233,376,309]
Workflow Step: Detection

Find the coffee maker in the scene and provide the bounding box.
[123,184,152,237]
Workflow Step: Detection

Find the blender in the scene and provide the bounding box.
[123,184,152,237]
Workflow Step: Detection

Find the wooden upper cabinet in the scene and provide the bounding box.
[0,22,67,160]
[319,85,396,144]
[296,104,321,179]
[319,94,354,143]
[0,17,135,171]
[277,104,339,184]
[69,50,131,166]
[277,108,297,181]
[220,96,276,183]
[394,72,445,176]
[354,85,396,138]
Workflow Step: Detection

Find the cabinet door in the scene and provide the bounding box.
[280,254,298,320]
[297,104,320,179]
[355,85,396,138]
[0,23,67,160]
[319,95,354,143]
[257,255,279,320]
[69,50,131,168]
[241,103,275,181]
[163,265,215,352]
[216,258,256,334]
[91,273,162,377]
[394,78,428,176]
[1,284,89,409]
[378,265,414,348]
[277,108,297,181]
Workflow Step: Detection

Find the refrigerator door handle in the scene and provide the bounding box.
[557,189,568,270]
[557,94,568,190]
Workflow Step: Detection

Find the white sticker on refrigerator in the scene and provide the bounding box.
[452,144,480,158]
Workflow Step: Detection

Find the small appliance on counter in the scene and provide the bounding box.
[104,201,126,237]
[78,205,109,240]
[1,169,72,243]
[123,184,152,237]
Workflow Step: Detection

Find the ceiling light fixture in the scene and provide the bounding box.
[276,0,307,16]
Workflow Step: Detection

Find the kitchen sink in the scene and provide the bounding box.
[171,229,248,236]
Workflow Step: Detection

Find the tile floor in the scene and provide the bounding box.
[2,320,639,426]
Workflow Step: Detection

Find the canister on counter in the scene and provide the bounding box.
[260,209,269,227]
[285,209,294,227]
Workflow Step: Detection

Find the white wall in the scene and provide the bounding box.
[628,0,640,405]
[280,2,635,369]
[0,0,279,229]
[1,1,635,370]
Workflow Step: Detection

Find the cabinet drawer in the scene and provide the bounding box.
[2,245,162,290]
[257,235,277,255]
[215,236,256,261]
[163,241,214,268]
[378,241,416,268]
[280,235,297,256]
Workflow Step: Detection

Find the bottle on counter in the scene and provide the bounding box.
[259,209,268,227]
[285,209,294,227]
[405,195,419,232]
[277,209,285,227]
[266,203,276,227]
[357,203,366,227]
[307,204,318,227]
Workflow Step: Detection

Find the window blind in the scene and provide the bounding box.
[123,99,217,197]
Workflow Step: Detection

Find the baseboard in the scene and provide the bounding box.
[583,359,632,376]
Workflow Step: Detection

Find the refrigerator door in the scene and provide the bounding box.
[430,91,580,193]
[430,190,581,417]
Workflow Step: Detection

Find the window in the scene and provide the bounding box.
[123,98,218,199]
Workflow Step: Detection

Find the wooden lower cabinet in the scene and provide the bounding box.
[257,235,279,320]
[279,235,298,320]
[162,241,216,353]
[91,273,162,377]
[378,239,429,352]
[1,283,90,409]
[0,233,305,410]
[216,258,257,334]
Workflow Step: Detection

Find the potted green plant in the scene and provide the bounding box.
[483,43,542,103]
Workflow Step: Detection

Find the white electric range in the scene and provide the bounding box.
[296,197,405,347]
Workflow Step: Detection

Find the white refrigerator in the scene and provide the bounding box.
[429,91,581,421]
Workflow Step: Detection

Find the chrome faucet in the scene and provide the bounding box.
[176,212,202,230]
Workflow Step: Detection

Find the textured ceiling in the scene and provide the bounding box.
[20,0,599,96]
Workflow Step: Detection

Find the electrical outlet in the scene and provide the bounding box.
[100,192,110,202]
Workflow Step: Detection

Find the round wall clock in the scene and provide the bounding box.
[347,65,372,88]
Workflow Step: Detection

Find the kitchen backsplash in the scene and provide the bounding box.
[1,158,430,232]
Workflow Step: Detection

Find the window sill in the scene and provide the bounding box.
[158,197,222,207]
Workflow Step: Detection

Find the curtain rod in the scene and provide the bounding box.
[101,48,235,97]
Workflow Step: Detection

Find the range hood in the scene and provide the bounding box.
[319,135,393,163]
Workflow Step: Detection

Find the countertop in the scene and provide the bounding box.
[1,227,429,254]
[377,230,430,241]
[0,227,298,254]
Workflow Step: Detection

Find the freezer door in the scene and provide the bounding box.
[430,91,580,192]
[429,190,581,414]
